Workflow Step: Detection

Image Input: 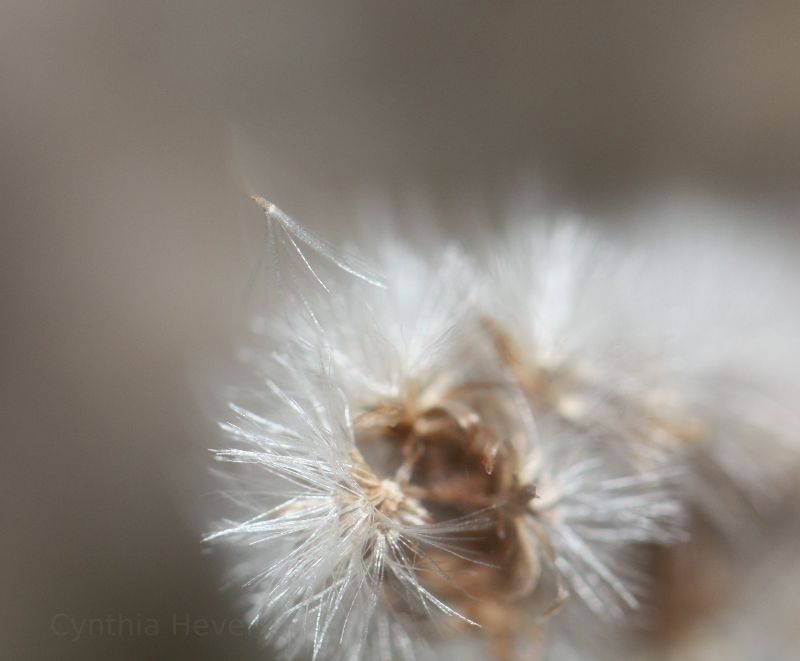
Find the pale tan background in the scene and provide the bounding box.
[2,2,800,659]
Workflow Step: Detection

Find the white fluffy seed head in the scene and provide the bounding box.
[204,197,800,660]
[207,360,496,660]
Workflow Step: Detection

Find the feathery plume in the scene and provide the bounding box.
[204,198,797,660]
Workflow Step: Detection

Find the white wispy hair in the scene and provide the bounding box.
[282,239,491,413]
[482,218,682,463]
[521,427,684,618]
[206,358,493,660]
[617,214,800,533]
[483,213,800,538]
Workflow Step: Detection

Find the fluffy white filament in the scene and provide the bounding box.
[206,365,491,660]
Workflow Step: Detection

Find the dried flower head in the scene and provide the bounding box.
[204,198,799,660]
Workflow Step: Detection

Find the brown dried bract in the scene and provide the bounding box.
[351,376,561,660]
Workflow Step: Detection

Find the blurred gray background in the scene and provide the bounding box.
[2,2,800,659]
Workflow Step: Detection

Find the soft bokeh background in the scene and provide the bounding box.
[3,2,800,659]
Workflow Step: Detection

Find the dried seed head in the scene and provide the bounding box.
[204,199,800,660]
